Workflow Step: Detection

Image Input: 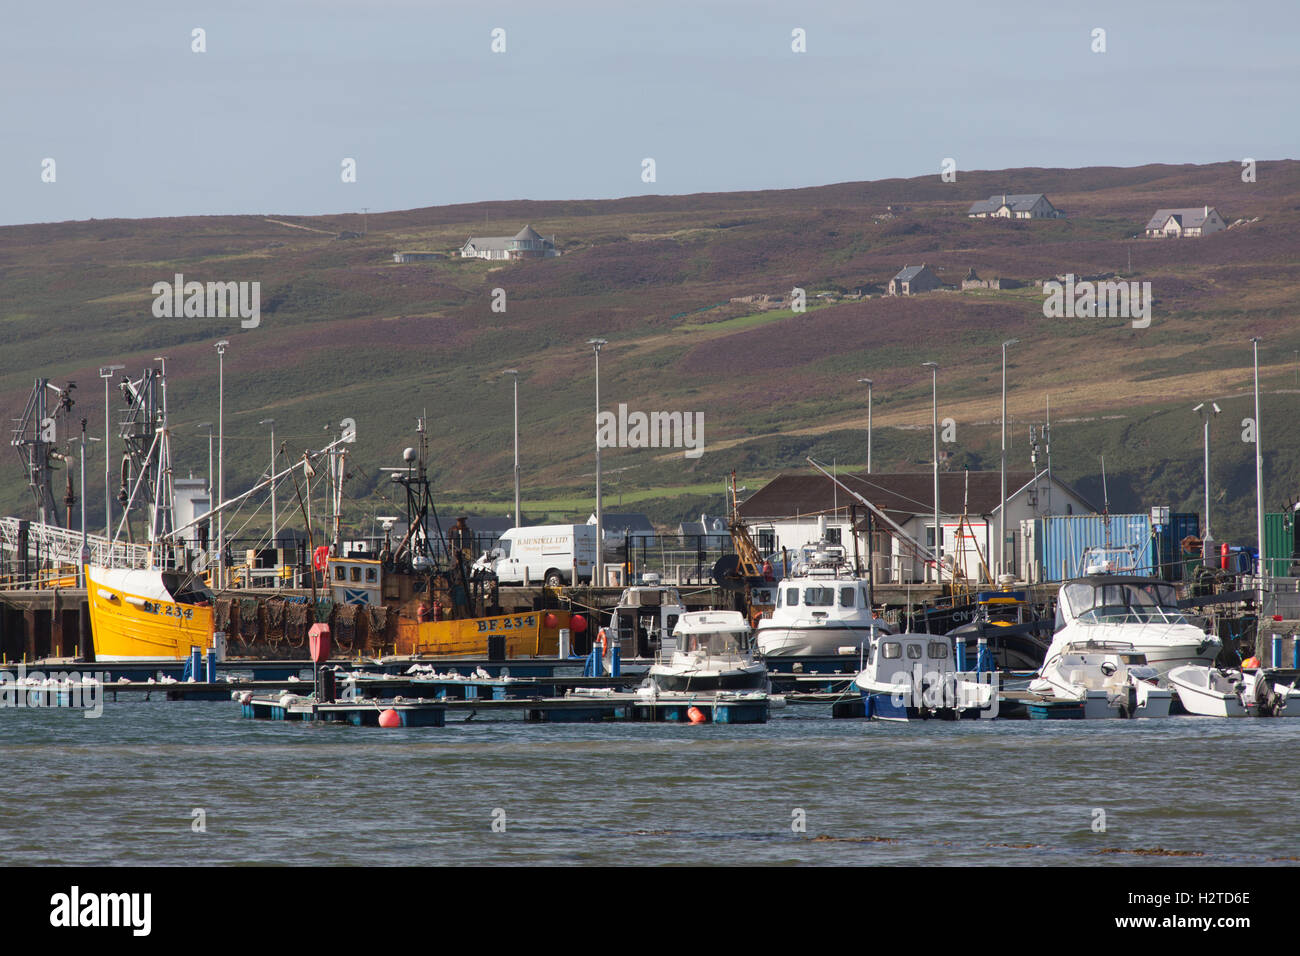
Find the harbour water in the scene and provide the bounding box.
[1,702,1296,866]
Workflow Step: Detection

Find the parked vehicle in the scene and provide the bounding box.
[481,524,597,587]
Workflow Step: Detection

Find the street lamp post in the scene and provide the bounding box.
[198,423,214,557]
[259,419,276,549]
[922,362,940,584]
[1000,339,1019,577]
[857,378,873,474]
[1192,402,1220,546]
[588,339,607,587]
[99,364,125,539]
[1251,337,1265,589]
[504,370,521,528]
[215,340,229,589]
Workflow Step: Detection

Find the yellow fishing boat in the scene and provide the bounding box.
[85,565,215,661]
[396,609,571,658]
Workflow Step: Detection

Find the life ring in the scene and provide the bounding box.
[596,628,608,653]
[313,546,330,573]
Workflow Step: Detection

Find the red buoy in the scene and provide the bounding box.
[570,614,587,634]
[379,708,401,728]
[544,612,558,629]
[687,706,706,724]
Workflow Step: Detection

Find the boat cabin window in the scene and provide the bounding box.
[335,567,347,581]
[366,567,378,583]
[351,566,362,583]
[684,630,746,655]
[881,642,902,660]
[906,643,923,660]
[928,641,949,659]
[786,588,799,606]
[804,587,835,607]
[839,587,856,607]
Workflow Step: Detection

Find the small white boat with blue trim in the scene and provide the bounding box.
[852,631,995,721]
[647,611,770,693]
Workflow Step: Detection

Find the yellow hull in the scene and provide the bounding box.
[398,610,568,658]
[86,567,214,662]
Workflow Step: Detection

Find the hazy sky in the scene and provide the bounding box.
[2,0,1296,226]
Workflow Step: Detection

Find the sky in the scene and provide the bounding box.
[2,0,1297,226]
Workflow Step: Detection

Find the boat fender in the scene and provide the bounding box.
[379,708,401,728]
[687,706,706,724]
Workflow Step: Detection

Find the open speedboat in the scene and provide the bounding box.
[647,611,769,693]
[1046,575,1220,680]
[1029,642,1172,718]
[1167,665,1247,717]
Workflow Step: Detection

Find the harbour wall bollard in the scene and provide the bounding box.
[189,647,201,682]
[205,650,217,683]
[1272,634,1283,669]
[558,627,570,659]
[955,638,967,672]
[1294,634,1299,670]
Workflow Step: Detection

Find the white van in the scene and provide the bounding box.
[488,524,597,587]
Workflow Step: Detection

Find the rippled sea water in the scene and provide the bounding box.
[1,699,1296,866]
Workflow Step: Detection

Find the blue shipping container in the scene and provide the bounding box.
[1035,514,1156,582]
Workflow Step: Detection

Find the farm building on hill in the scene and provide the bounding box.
[460,224,560,260]
[1144,206,1227,238]
[967,194,1062,219]
[888,264,941,296]
[392,251,444,263]
[960,267,1021,291]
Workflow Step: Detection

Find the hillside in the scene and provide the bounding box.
[2,160,1298,543]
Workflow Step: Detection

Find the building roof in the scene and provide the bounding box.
[1144,207,1218,230]
[967,193,1050,214]
[513,224,543,241]
[892,264,933,282]
[678,515,728,535]
[463,236,511,251]
[588,512,656,535]
[738,471,1092,523]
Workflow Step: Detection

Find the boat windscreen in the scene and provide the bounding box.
[1067,580,1184,624]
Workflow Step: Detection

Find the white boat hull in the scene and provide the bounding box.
[755,624,882,657]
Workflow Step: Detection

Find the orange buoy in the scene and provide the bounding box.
[686,706,706,724]
[379,708,401,728]
[1242,656,1261,670]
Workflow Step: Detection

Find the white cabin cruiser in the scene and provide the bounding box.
[1166,665,1247,717]
[1029,642,1172,718]
[1047,575,1220,680]
[647,611,770,693]
[755,542,891,657]
[852,632,995,721]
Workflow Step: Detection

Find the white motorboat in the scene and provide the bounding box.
[755,541,891,657]
[647,611,769,693]
[1029,642,1172,718]
[1046,575,1220,680]
[1167,665,1247,717]
[852,632,995,721]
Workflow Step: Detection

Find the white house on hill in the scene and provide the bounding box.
[460,224,560,260]
[1143,206,1226,238]
[967,194,1062,219]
